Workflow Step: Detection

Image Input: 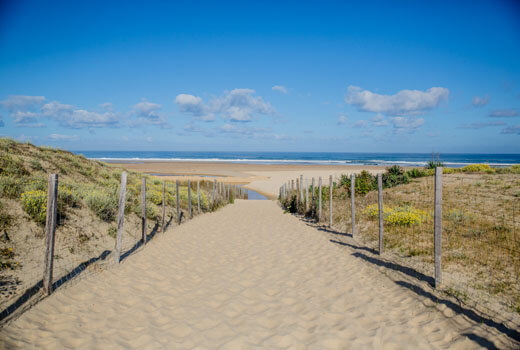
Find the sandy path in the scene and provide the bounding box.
[0,201,496,349]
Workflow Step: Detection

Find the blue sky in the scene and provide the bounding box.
[0,0,519,153]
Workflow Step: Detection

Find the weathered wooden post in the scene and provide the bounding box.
[296,178,300,207]
[176,180,181,224]
[318,177,322,222]
[43,174,58,295]
[305,178,309,212]
[329,175,333,228]
[311,177,315,209]
[434,167,443,288]
[114,172,127,264]
[351,173,356,238]
[188,180,192,218]
[213,179,216,204]
[197,180,201,213]
[141,178,147,243]
[161,181,166,232]
[378,173,384,254]
[299,174,304,207]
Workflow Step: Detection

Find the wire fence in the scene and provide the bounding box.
[0,172,246,325]
[280,170,520,327]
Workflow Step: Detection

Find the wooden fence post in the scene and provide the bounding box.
[162,181,166,232]
[305,178,309,212]
[188,180,192,218]
[213,179,216,204]
[318,177,322,222]
[434,167,443,288]
[351,174,356,238]
[114,172,127,264]
[378,173,384,254]
[176,180,180,224]
[141,178,147,244]
[296,178,300,207]
[311,177,315,209]
[299,175,304,206]
[329,175,333,228]
[43,174,58,295]
[197,181,201,213]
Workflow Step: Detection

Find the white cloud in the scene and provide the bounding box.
[100,102,113,111]
[131,101,170,128]
[1,96,122,128]
[133,101,161,115]
[15,123,46,128]
[12,111,39,124]
[212,89,273,122]
[391,116,425,130]
[0,95,45,111]
[65,110,119,128]
[501,125,520,135]
[370,114,388,127]
[218,123,270,136]
[337,115,347,125]
[41,101,74,117]
[175,94,214,121]
[459,121,506,129]
[472,94,490,107]
[353,120,368,128]
[1,95,47,127]
[345,86,449,115]
[49,134,79,141]
[272,85,288,94]
[489,109,518,118]
[176,89,274,122]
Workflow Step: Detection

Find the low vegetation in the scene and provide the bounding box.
[0,138,226,314]
[281,163,520,321]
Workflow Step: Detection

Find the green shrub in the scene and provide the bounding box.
[0,154,29,177]
[363,203,429,226]
[462,164,492,173]
[385,206,429,226]
[107,226,117,238]
[356,170,376,195]
[387,165,405,176]
[406,168,426,178]
[425,160,444,169]
[0,202,13,231]
[85,190,117,221]
[21,190,47,224]
[0,176,26,199]
[58,184,82,208]
[30,159,44,172]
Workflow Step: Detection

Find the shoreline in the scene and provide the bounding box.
[107,161,389,198]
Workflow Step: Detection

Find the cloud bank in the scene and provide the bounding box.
[345,86,449,115]
[175,89,274,122]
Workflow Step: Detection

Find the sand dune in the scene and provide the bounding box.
[0,201,510,349]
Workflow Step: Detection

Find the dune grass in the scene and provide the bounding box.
[0,138,227,314]
[281,165,520,319]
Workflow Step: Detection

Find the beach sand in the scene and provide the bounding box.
[108,161,387,199]
[1,200,508,349]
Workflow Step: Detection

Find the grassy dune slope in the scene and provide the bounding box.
[0,138,220,316]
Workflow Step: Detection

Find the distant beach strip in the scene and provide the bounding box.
[75,151,520,168]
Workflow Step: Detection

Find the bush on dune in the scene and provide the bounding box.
[85,189,118,222]
[21,190,47,225]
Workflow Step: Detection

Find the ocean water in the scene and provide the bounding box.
[74,151,520,168]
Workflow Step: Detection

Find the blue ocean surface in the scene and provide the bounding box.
[74,151,520,168]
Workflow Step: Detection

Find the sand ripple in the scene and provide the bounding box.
[0,201,510,349]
